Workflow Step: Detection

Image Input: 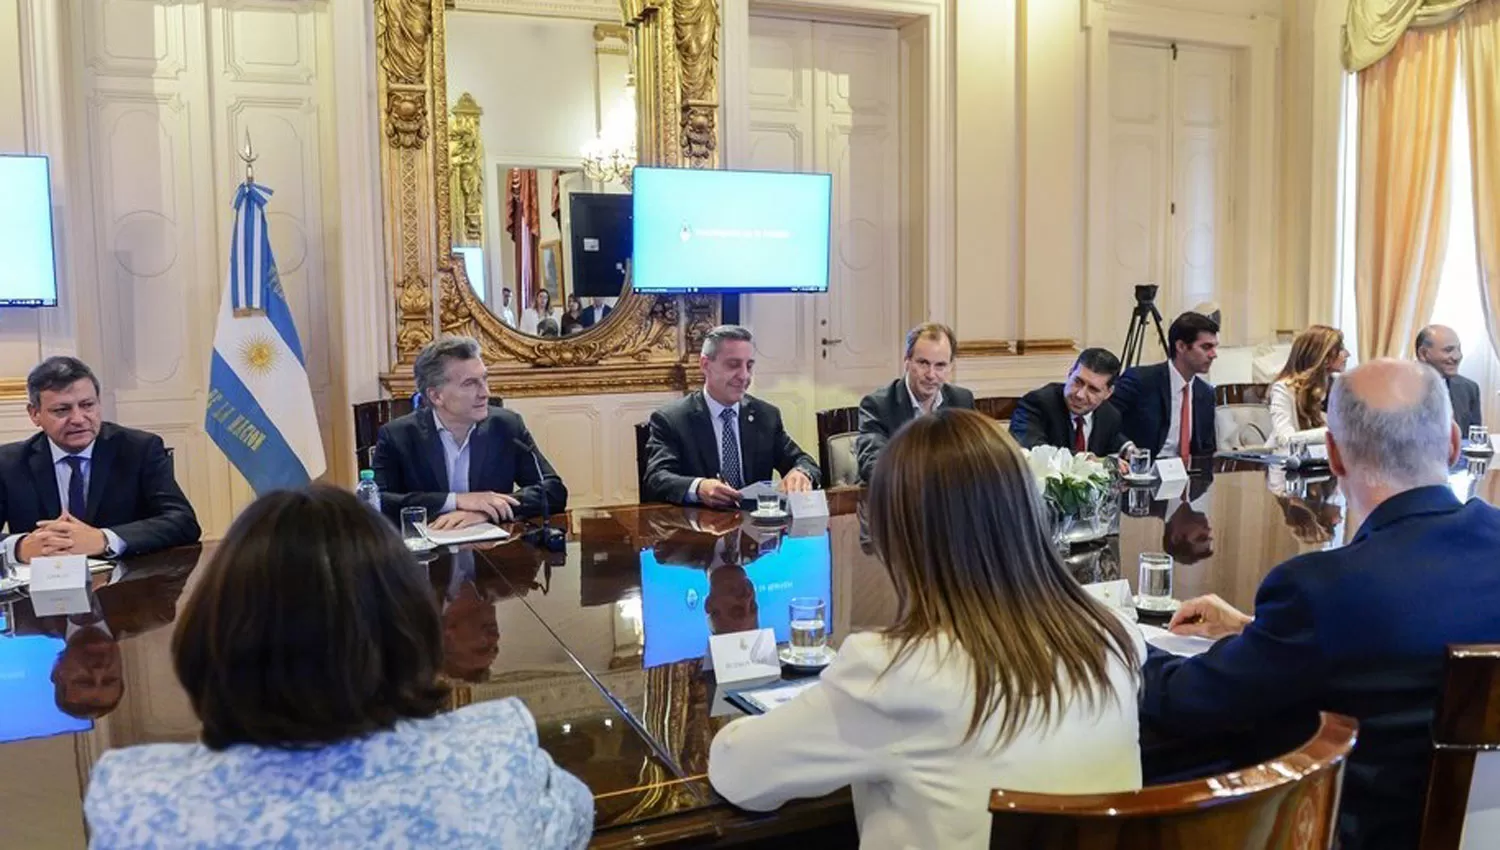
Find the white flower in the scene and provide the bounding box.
[1022,445,1109,490]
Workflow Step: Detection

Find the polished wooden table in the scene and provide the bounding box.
[2,461,1495,848]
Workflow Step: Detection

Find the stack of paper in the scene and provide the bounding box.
[422,522,511,546]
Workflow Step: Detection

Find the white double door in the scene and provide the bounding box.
[740,17,902,452]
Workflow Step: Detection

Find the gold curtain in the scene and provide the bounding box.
[1459,1,1500,358]
[1344,0,1483,71]
[503,168,541,307]
[1354,25,1459,361]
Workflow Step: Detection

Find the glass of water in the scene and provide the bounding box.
[1136,552,1175,612]
[787,597,828,664]
[756,492,782,515]
[1470,424,1491,450]
[1128,448,1154,478]
[401,507,431,551]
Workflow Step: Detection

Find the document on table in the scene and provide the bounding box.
[726,677,821,715]
[421,522,511,546]
[1140,623,1220,658]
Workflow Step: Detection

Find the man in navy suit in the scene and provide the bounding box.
[1110,311,1219,461]
[1141,359,1500,850]
[373,336,566,530]
[855,322,975,483]
[644,325,820,507]
[0,357,200,563]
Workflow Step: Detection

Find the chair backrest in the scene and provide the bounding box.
[815,406,861,486]
[1420,645,1500,849]
[975,396,1020,424]
[1216,404,1273,451]
[989,712,1356,849]
[634,422,651,501]
[1216,382,1271,406]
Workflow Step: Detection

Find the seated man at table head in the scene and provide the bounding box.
[1268,324,1348,450]
[1415,323,1482,435]
[0,356,200,564]
[1009,347,1132,456]
[643,324,820,507]
[708,409,1144,850]
[854,322,974,483]
[1142,359,1500,850]
[373,335,567,531]
[83,485,594,849]
[1110,311,1219,462]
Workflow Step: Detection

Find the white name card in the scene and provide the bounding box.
[708,627,782,684]
[1082,579,1133,614]
[1155,457,1189,483]
[786,489,829,518]
[29,554,90,616]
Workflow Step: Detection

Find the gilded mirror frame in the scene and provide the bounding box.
[373,0,722,397]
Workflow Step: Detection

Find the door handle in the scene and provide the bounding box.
[821,337,843,346]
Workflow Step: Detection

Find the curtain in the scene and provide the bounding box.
[1354,25,1459,361]
[503,168,541,307]
[1460,1,1500,362]
[1345,0,1482,71]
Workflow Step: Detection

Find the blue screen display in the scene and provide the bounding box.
[640,531,832,668]
[0,636,93,744]
[632,167,831,294]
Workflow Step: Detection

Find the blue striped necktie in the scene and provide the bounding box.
[719,407,743,489]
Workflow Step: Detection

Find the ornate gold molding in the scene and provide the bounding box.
[448,92,484,245]
[960,339,1017,358]
[373,0,721,397]
[1015,339,1080,355]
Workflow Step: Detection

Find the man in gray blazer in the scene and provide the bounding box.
[1416,324,1483,435]
[854,323,975,483]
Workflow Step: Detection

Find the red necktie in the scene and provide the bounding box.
[1179,386,1193,462]
[1073,416,1086,453]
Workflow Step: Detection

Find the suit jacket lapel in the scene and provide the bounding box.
[688,393,720,477]
[416,411,449,491]
[84,426,115,524]
[1156,363,1173,450]
[469,414,495,492]
[28,435,61,520]
[738,402,759,483]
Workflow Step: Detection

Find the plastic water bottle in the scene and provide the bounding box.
[355,469,381,515]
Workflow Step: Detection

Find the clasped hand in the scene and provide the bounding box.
[20,511,108,562]
[430,491,521,530]
[696,469,814,510]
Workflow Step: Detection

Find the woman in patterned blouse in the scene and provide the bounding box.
[84,485,593,849]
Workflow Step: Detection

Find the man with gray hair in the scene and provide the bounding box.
[373,336,566,530]
[644,325,820,506]
[1140,359,1500,850]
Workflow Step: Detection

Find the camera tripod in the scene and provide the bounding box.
[1121,284,1169,368]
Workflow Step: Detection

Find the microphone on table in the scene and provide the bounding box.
[512,435,566,553]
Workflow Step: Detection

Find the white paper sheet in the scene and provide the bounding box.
[1139,623,1220,657]
[422,522,511,546]
[734,678,821,714]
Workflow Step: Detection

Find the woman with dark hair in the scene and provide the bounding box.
[560,295,585,336]
[708,409,1144,849]
[83,486,592,849]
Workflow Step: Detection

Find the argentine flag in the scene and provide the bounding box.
[205,182,326,494]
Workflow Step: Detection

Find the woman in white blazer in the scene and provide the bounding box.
[1268,325,1348,450]
[708,409,1145,850]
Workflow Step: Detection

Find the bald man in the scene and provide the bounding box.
[1140,360,1500,850]
[1415,324,1482,435]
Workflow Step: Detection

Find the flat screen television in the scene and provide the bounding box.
[631,166,831,294]
[0,154,59,307]
[568,192,632,298]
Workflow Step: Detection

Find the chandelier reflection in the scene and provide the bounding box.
[581,82,637,189]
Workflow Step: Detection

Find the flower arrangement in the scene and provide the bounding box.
[1023,445,1113,517]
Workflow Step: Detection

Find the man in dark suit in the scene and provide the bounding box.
[0,357,200,564]
[644,325,820,507]
[373,336,566,530]
[1010,347,1132,457]
[1415,324,1483,435]
[1110,311,1219,461]
[581,297,613,328]
[854,322,975,483]
[1142,359,1500,850]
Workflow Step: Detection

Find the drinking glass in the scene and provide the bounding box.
[787,597,828,664]
[1470,424,1491,450]
[1128,448,1154,478]
[1136,552,1175,612]
[1126,486,1153,517]
[756,492,782,515]
[401,507,431,551]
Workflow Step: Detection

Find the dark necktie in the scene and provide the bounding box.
[719,407,743,489]
[1073,416,1087,453]
[63,455,86,516]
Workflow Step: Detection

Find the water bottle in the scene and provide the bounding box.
[355,469,381,515]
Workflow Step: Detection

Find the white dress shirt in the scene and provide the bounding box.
[433,410,475,515]
[1074,410,1095,447]
[709,623,1146,850]
[904,376,944,415]
[500,306,517,329]
[1161,364,1197,457]
[1267,380,1329,450]
[687,393,742,503]
[2,440,126,563]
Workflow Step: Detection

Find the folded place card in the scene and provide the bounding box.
[1082,579,1134,616]
[1155,457,1189,483]
[29,555,91,616]
[708,627,782,684]
[1153,477,1188,502]
[786,489,829,518]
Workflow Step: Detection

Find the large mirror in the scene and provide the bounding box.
[444,10,634,341]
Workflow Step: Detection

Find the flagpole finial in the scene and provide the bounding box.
[239,130,256,185]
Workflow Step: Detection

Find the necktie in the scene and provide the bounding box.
[719,407,743,489]
[1073,415,1086,453]
[63,455,86,516]
[1179,385,1193,462]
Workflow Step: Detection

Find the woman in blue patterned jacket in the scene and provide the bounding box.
[84,485,593,849]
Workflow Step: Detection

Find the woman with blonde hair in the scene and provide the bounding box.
[1268,324,1349,449]
[707,409,1144,850]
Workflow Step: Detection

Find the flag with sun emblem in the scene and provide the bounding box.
[205,181,326,494]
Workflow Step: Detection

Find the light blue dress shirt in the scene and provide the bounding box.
[434,409,475,515]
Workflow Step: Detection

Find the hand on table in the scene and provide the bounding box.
[1167,593,1252,639]
[779,469,813,494]
[455,491,520,522]
[696,479,742,509]
[429,509,490,531]
[22,512,110,561]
